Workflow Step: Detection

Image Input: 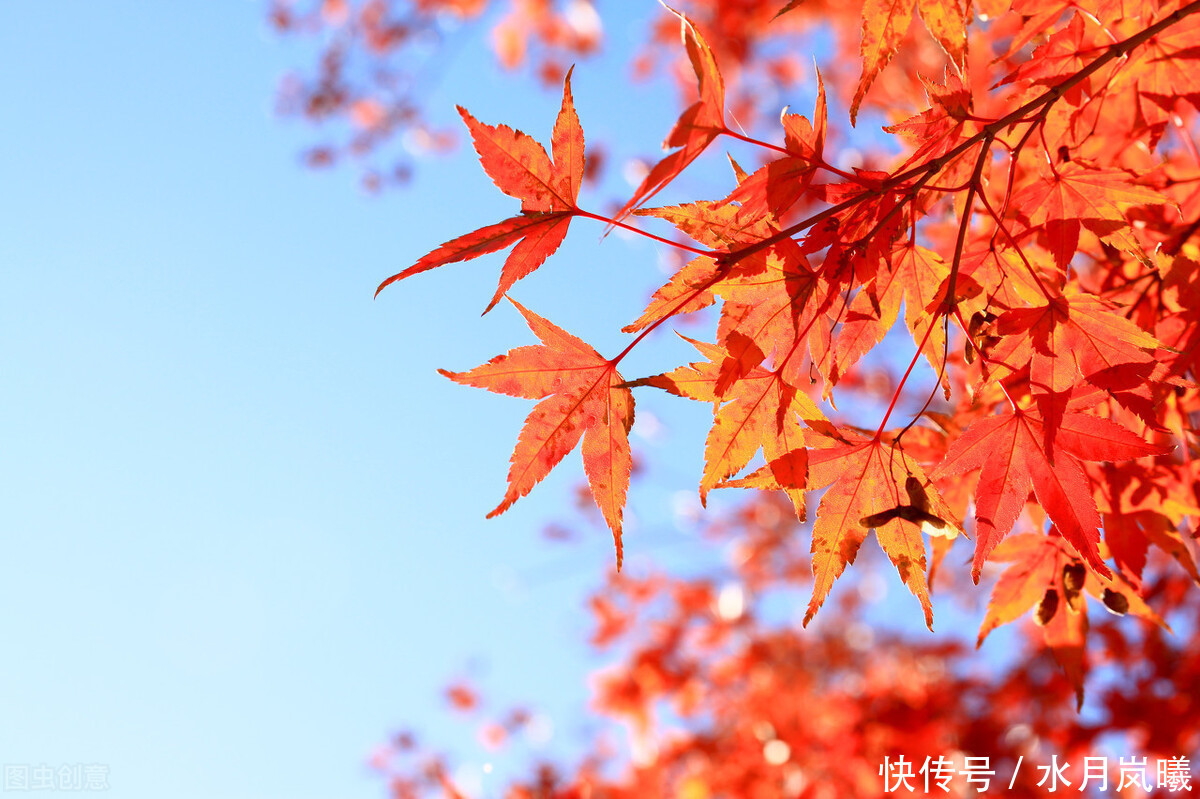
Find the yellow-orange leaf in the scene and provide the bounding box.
[850,0,916,125]
[917,0,966,69]
[806,438,960,629]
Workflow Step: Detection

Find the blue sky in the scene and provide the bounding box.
[0,4,721,798]
[0,4,1008,798]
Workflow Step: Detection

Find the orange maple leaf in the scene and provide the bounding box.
[441,300,634,567]
[711,237,829,390]
[830,242,951,387]
[622,255,721,334]
[631,336,824,516]
[805,437,960,629]
[612,10,725,222]
[979,532,1168,706]
[376,69,585,312]
[723,72,828,223]
[850,0,968,124]
[976,534,1088,705]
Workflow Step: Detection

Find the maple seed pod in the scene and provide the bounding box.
[860,509,901,528]
[1102,588,1130,616]
[904,476,929,512]
[1062,562,1086,612]
[1035,589,1059,627]
[1062,562,1086,592]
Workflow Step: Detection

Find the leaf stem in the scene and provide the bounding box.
[875,310,942,438]
[610,265,730,366]
[721,126,867,183]
[576,209,710,256]
[720,126,791,157]
[975,189,1054,301]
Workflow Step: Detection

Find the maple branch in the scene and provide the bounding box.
[943,140,994,315]
[576,210,710,256]
[891,0,1200,187]
[713,0,1200,276]
[1038,125,1062,179]
[717,188,882,267]
[996,119,1042,221]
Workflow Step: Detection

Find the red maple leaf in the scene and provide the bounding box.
[934,408,1170,581]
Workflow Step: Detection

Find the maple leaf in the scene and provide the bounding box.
[978,531,1169,707]
[999,11,1095,93]
[850,0,969,125]
[622,255,721,334]
[916,0,966,70]
[830,241,951,387]
[636,199,773,249]
[1011,163,1168,273]
[633,201,835,396]
[1129,9,1200,107]
[621,199,780,335]
[884,71,975,173]
[850,0,916,126]
[990,287,1165,428]
[1098,461,1200,586]
[612,11,725,222]
[977,533,1091,706]
[723,72,828,223]
[376,69,585,312]
[709,236,833,389]
[934,408,1170,582]
[805,437,960,629]
[440,300,634,567]
[977,533,1062,647]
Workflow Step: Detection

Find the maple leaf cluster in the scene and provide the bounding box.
[369,0,1200,700]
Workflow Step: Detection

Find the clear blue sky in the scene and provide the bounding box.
[0,5,1000,798]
